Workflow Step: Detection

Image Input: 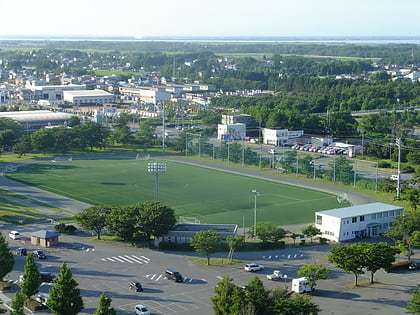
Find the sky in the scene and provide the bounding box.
[1,0,420,38]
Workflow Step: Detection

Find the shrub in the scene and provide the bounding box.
[402,165,415,173]
[378,161,391,168]
[55,223,77,234]
[319,237,328,244]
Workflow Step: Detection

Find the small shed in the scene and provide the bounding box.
[31,230,59,247]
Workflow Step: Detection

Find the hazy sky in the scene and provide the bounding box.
[1,0,419,38]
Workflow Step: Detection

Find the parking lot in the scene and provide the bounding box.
[2,222,419,315]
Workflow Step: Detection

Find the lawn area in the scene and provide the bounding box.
[6,158,347,226]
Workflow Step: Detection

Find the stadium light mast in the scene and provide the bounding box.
[148,162,167,201]
[251,189,260,243]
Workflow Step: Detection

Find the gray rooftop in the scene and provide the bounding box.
[316,202,403,219]
[31,230,59,238]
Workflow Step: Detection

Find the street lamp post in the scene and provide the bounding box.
[147,162,167,201]
[251,189,260,243]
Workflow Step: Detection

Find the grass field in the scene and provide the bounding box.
[7,158,348,226]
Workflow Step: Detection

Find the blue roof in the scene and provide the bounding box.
[315,202,403,219]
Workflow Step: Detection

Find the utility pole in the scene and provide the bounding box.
[396,138,402,199]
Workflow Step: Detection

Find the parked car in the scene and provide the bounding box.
[9,231,20,240]
[135,304,150,315]
[33,250,46,259]
[244,263,264,272]
[15,247,27,256]
[266,270,283,280]
[409,262,420,270]
[40,272,55,283]
[165,269,183,282]
[35,293,49,306]
[129,280,143,292]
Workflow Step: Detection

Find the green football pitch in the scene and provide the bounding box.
[7,158,346,226]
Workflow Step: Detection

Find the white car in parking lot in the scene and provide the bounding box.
[244,263,264,272]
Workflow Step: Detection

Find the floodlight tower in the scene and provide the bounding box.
[251,189,260,243]
[147,162,167,201]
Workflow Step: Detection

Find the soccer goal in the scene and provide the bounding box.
[51,156,73,163]
[336,193,348,203]
[136,153,150,160]
[179,216,201,224]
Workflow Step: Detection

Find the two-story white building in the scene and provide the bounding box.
[262,128,304,146]
[315,202,403,242]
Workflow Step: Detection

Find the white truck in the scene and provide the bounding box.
[291,277,315,294]
[266,270,282,280]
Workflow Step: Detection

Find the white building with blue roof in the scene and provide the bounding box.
[315,202,403,242]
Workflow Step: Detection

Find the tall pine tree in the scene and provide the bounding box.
[10,292,25,315]
[0,233,14,282]
[47,262,84,315]
[93,293,116,315]
[20,253,41,299]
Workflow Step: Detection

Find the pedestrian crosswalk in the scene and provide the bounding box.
[100,255,150,264]
[145,274,195,283]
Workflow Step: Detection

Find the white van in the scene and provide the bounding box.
[9,231,20,240]
[291,277,315,294]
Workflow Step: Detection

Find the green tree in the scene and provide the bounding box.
[406,284,420,315]
[249,222,288,244]
[301,224,321,243]
[329,243,366,286]
[93,293,116,315]
[384,208,420,260]
[30,128,56,154]
[327,157,355,184]
[13,134,32,157]
[363,242,400,283]
[0,233,14,282]
[244,276,271,315]
[20,253,42,299]
[135,119,155,148]
[47,262,84,315]
[67,116,81,127]
[270,286,320,315]
[106,205,139,244]
[74,205,113,240]
[0,117,23,150]
[226,235,244,261]
[211,276,239,315]
[297,263,330,292]
[191,230,222,265]
[136,201,177,242]
[74,121,109,150]
[10,292,25,315]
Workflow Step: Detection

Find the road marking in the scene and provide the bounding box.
[100,254,151,264]
[145,274,164,281]
[118,255,135,263]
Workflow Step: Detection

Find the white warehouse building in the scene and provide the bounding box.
[315,202,403,242]
[63,90,114,105]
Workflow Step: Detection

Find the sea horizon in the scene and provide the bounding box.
[1,35,420,44]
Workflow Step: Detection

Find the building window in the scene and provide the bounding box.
[383,211,388,217]
[371,213,376,220]
[389,210,395,217]
[316,215,322,225]
[352,217,357,223]
[360,216,365,222]
[377,213,382,219]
